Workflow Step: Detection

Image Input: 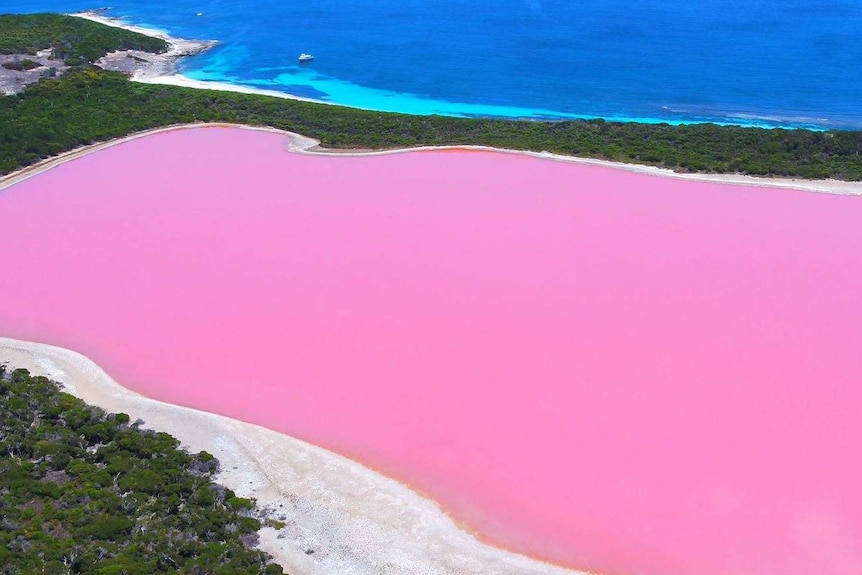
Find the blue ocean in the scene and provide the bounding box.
[12,0,862,129]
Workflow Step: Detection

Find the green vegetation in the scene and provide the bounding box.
[0,364,285,574]
[0,12,860,181]
[2,58,40,71]
[0,13,167,65]
[2,66,861,180]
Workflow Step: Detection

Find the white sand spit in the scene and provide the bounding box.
[0,337,587,575]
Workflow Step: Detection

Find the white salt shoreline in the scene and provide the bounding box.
[1,122,861,196]
[0,336,587,575]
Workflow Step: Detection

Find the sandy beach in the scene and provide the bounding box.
[74,11,330,107]
[73,11,216,81]
[0,336,585,575]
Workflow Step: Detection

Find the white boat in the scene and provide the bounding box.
[298,53,314,62]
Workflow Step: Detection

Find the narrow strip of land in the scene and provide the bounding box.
[4,13,862,181]
[2,123,861,196]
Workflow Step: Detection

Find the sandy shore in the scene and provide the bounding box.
[1,122,861,196]
[0,336,587,575]
[73,11,327,106]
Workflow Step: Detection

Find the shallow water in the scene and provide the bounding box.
[1,128,862,574]
[11,0,862,128]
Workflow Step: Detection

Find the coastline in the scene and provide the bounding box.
[1,122,861,196]
[0,13,841,194]
[75,11,218,83]
[73,11,343,108]
[70,12,824,129]
[0,336,586,575]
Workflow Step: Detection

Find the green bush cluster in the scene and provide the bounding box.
[0,13,167,65]
[2,58,40,71]
[0,364,285,575]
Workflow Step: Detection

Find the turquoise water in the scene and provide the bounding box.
[12,1,862,129]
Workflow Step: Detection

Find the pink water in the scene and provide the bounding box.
[2,127,862,575]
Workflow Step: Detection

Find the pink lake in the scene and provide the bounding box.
[2,127,862,575]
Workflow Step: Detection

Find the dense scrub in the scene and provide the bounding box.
[0,364,285,575]
[0,13,167,65]
[0,13,861,180]
[1,67,860,180]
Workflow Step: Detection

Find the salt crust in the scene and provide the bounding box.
[0,337,587,575]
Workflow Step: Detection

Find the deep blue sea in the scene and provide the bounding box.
[11,1,862,129]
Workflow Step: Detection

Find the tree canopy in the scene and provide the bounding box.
[0,13,167,65]
[0,364,285,575]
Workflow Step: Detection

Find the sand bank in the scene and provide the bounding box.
[1,122,860,196]
[0,337,584,575]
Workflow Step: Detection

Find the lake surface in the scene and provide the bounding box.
[11,0,862,128]
[1,127,862,574]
